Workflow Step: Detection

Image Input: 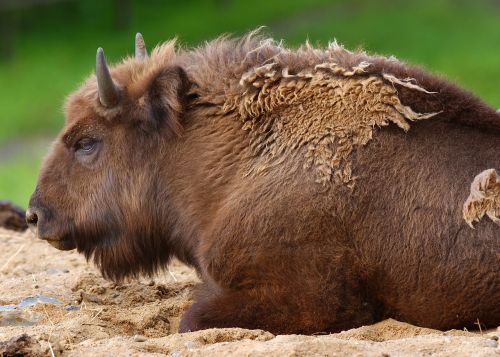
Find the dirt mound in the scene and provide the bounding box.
[0,334,45,356]
[0,228,498,356]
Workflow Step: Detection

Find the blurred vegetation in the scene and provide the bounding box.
[0,0,500,207]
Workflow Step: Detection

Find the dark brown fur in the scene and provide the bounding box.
[0,201,27,232]
[28,32,500,334]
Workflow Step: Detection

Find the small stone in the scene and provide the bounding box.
[489,335,499,341]
[486,339,498,348]
[32,284,39,289]
[65,305,80,311]
[147,281,155,286]
[63,269,70,273]
[133,335,147,343]
[185,341,197,351]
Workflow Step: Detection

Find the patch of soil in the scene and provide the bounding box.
[0,334,45,356]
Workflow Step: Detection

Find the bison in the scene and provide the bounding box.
[26,32,499,334]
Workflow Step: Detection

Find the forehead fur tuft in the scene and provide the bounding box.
[64,39,179,121]
[125,39,178,99]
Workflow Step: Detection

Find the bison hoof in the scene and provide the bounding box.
[179,301,219,333]
[179,303,205,333]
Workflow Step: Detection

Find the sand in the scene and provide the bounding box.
[0,227,498,356]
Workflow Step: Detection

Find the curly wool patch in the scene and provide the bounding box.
[223,61,438,186]
[463,169,500,228]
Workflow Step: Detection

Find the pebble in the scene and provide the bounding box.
[133,335,147,342]
[32,284,39,289]
[185,341,197,351]
[65,305,80,311]
[486,339,498,348]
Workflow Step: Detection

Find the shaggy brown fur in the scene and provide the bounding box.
[0,201,27,232]
[27,31,500,334]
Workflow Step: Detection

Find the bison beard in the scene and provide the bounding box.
[73,182,193,281]
[27,31,500,335]
[76,224,172,282]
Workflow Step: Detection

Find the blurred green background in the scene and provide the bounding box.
[1,0,499,208]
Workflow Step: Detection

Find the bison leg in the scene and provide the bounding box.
[179,187,380,334]
[179,235,378,334]
[179,266,377,335]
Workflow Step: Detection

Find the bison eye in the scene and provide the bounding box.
[75,138,97,154]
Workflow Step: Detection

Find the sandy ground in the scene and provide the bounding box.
[0,228,498,356]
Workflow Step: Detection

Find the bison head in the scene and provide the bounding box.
[26,34,191,280]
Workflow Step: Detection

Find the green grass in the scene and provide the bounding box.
[1,0,500,207]
[0,0,334,142]
[0,153,42,207]
[279,0,500,105]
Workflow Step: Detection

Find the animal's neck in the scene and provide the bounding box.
[160,111,250,268]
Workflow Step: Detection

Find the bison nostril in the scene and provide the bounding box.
[26,209,38,227]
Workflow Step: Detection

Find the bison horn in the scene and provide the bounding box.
[135,33,147,61]
[96,48,120,107]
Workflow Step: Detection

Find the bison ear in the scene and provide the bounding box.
[144,66,190,136]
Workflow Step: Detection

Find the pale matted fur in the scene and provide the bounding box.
[183,34,439,185]
[223,61,437,185]
[463,169,500,227]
